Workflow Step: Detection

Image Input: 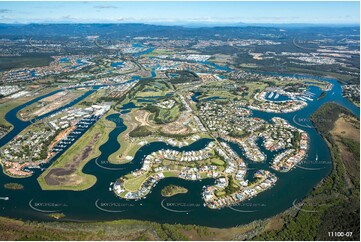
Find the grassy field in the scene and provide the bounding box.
[163,171,180,178]
[270,77,328,90]
[155,103,181,124]
[0,87,58,129]
[75,88,107,108]
[37,111,116,191]
[107,109,143,164]
[211,157,225,166]
[123,173,149,192]
[0,100,23,129]
[141,48,176,57]
[245,82,268,102]
[208,54,233,64]
[197,80,268,103]
[18,88,88,121]
[133,81,173,98]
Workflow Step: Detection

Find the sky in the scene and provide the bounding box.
[0,1,359,25]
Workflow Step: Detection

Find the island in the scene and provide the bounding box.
[4,183,24,190]
[161,185,188,197]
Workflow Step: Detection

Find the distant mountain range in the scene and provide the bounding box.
[0,23,358,39]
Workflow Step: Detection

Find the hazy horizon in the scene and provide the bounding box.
[0,1,359,25]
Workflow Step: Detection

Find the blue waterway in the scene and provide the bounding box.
[264,92,292,101]
[133,47,155,57]
[111,62,124,68]
[59,57,70,63]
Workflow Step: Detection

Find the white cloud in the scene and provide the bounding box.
[94,5,118,9]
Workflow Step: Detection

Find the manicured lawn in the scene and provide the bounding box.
[123,173,148,192]
[163,171,179,177]
[211,157,225,166]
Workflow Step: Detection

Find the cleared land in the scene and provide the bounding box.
[18,88,88,121]
[37,111,115,191]
[107,108,207,164]
[0,87,57,129]
[330,114,360,188]
[141,48,176,58]
[107,80,204,164]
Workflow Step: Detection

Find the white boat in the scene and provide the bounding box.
[303,96,313,101]
[298,97,307,102]
[316,154,318,161]
[0,197,9,201]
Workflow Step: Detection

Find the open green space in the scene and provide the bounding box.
[123,173,149,192]
[0,87,58,129]
[0,54,53,71]
[129,125,152,137]
[18,88,88,121]
[37,111,116,191]
[141,48,176,57]
[145,101,181,124]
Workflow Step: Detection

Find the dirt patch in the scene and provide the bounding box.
[263,214,285,232]
[330,115,360,189]
[41,91,67,102]
[134,110,150,126]
[331,115,360,142]
[161,123,189,134]
[19,90,85,120]
[133,109,193,135]
[43,132,100,186]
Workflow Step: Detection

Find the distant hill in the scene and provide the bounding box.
[0,23,358,39]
